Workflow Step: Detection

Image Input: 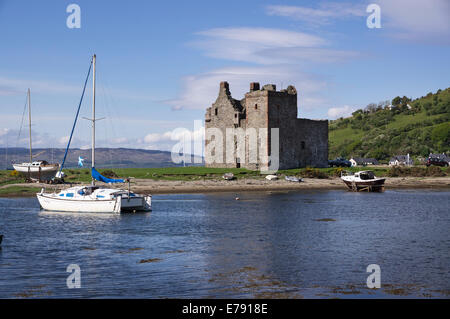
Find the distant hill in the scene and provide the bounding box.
[329,88,450,161]
[0,147,203,169]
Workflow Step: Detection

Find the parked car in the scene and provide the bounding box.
[426,157,449,167]
[328,157,352,167]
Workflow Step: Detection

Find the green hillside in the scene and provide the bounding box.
[329,88,450,161]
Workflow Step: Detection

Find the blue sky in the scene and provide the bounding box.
[0,0,449,151]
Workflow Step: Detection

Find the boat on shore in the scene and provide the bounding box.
[37,54,151,214]
[340,170,385,192]
[12,89,59,181]
[285,175,302,183]
[265,174,278,181]
[222,172,235,180]
[13,160,60,181]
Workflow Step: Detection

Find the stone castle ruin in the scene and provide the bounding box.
[204,82,328,171]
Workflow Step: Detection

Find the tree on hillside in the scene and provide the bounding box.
[431,123,450,152]
[365,103,377,113]
[352,109,363,116]
[392,96,402,106]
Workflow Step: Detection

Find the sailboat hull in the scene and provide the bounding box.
[37,193,121,213]
[13,164,59,181]
[37,191,151,214]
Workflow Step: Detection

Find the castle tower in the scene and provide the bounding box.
[205,82,328,170]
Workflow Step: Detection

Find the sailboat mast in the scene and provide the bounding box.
[92,54,96,186]
[28,88,32,163]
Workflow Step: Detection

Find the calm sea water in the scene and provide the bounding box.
[0,189,449,298]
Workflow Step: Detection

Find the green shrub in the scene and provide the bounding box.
[101,170,119,178]
[300,167,329,179]
[10,170,19,177]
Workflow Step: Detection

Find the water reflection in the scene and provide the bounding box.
[0,189,449,298]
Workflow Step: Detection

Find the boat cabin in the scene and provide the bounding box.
[355,171,375,180]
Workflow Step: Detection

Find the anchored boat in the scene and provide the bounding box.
[37,54,151,213]
[37,185,151,213]
[340,170,385,192]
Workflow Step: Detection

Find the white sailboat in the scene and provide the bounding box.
[12,89,60,181]
[37,54,151,213]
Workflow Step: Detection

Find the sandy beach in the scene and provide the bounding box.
[132,176,450,194]
[1,176,449,197]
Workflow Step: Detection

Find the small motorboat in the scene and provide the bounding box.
[285,175,302,182]
[340,170,385,192]
[222,172,235,180]
[265,174,278,181]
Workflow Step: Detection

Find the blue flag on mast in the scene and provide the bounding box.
[78,156,85,167]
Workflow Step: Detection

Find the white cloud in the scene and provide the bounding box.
[375,0,450,42]
[197,27,326,48]
[327,105,355,119]
[0,75,157,102]
[265,3,366,25]
[178,26,359,113]
[0,128,10,137]
[111,137,129,144]
[0,76,81,96]
[144,131,173,144]
[143,126,205,155]
[58,136,70,145]
[165,23,366,116]
[144,127,204,144]
[167,66,329,112]
[192,26,359,65]
[257,47,360,64]
[266,1,450,43]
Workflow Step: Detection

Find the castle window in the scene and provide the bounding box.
[255,104,258,110]
[235,113,237,118]
[215,108,218,116]
[301,141,305,149]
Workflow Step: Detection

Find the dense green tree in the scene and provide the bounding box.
[392,96,402,106]
[431,123,450,151]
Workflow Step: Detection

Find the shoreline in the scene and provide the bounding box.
[1,176,449,197]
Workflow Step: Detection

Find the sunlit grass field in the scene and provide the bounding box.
[1,165,447,187]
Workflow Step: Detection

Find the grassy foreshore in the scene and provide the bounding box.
[0,166,449,197]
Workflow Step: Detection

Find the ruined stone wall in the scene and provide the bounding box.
[205,82,244,168]
[266,87,298,170]
[293,119,329,168]
[244,89,269,170]
[205,81,328,170]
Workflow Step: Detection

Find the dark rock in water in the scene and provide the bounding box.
[0,234,3,245]
[138,258,162,264]
[314,218,336,222]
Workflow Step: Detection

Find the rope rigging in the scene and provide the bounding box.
[58,58,93,175]
[14,95,29,162]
